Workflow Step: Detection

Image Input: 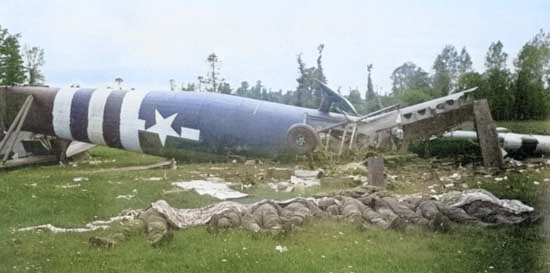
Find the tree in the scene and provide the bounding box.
[483,41,514,120]
[457,72,484,94]
[345,88,368,114]
[389,61,437,105]
[457,47,473,75]
[218,82,232,94]
[512,30,550,120]
[115,77,123,90]
[248,80,264,99]
[207,53,219,92]
[24,45,45,85]
[199,53,225,93]
[315,44,327,84]
[365,64,376,101]
[295,54,308,106]
[390,62,430,96]
[181,83,196,91]
[235,81,249,97]
[0,27,25,86]
[295,44,327,108]
[346,89,362,105]
[265,89,284,103]
[485,41,508,70]
[0,26,26,133]
[432,45,472,96]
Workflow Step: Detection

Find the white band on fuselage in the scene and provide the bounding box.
[86,88,112,145]
[119,91,148,152]
[52,88,77,140]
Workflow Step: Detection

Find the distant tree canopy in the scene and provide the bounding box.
[0,26,46,86]
[24,45,45,86]
[386,31,550,121]
[512,30,550,120]
[179,30,549,121]
[432,45,473,96]
[294,44,327,108]
[0,26,25,86]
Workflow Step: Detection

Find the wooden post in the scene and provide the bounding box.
[338,126,348,156]
[367,157,385,188]
[473,99,503,168]
[348,123,358,150]
[325,129,332,151]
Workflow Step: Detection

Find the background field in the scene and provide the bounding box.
[0,121,549,273]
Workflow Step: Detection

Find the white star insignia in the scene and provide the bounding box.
[146,109,180,146]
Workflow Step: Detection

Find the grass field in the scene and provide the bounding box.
[497,120,550,135]
[1,131,549,272]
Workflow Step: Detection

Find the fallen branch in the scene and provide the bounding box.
[89,159,176,173]
[17,213,139,233]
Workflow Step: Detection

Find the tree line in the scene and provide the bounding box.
[1,24,548,122]
[187,31,549,121]
[388,30,550,121]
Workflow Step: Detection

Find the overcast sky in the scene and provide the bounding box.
[1,0,549,95]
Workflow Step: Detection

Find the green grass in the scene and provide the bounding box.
[3,219,544,273]
[497,120,550,135]
[0,145,548,273]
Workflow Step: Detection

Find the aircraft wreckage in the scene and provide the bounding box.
[444,128,550,159]
[1,82,547,168]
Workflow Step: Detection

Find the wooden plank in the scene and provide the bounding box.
[400,103,474,151]
[1,155,58,168]
[367,157,385,188]
[473,99,503,168]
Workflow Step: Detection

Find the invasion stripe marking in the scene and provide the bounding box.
[181,127,201,141]
[120,91,148,152]
[70,88,94,142]
[52,88,78,140]
[87,89,112,146]
[103,90,126,148]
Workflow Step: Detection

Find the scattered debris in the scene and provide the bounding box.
[434,189,534,214]
[172,178,248,200]
[275,245,288,252]
[116,195,135,200]
[268,169,323,192]
[17,211,140,233]
[58,183,81,189]
[337,162,368,173]
[142,177,164,181]
[116,189,137,200]
[14,155,547,247]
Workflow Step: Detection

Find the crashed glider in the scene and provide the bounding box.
[3,85,356,157]
[3,84,479,160]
